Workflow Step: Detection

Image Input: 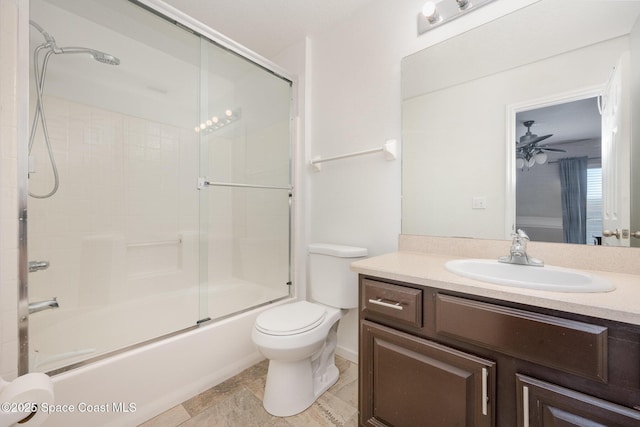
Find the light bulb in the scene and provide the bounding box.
[212,117,219,123]
[422,1,439,22]
[527,157,536,168]
[199,123,206,130]
[516,158,525,169]
[225,109,233,117]
[534,152,547,165]
[206,120,212,126]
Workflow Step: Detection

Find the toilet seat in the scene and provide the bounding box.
[255,301,327,336]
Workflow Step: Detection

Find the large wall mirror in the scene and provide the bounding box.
[402,0,640,248]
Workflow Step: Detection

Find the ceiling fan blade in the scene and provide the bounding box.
[539,147,566,152]
[516,133,553,147]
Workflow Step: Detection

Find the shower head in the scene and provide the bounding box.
[92,52,120,66]
[58,47,120,65]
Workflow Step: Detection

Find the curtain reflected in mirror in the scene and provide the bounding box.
[558,156,588,244]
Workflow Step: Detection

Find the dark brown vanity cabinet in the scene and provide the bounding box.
[516,375,640,426]
[358,276,640,427]
[360,320,495,426]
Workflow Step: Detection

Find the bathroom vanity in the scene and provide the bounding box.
[353,250,640,427]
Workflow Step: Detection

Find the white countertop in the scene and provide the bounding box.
[351,251,640,326]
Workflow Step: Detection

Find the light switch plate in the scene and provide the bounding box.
[472,197,487,209]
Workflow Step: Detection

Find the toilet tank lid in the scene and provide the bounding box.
[308,243,368,258]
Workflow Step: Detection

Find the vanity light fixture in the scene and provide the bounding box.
[417,0,496,35]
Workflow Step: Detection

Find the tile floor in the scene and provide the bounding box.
[138,356,358,427]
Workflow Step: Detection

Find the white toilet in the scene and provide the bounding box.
[251,243,367,416]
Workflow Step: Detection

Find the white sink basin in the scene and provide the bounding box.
[445,259,615,293]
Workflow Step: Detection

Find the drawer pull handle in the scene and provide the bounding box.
[368,298,403,311]
[523,385,529,427]
[482,367,488,416]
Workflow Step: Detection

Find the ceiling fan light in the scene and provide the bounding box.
[534,151,547,165]
[527,157,536,168]
[516,158,525,169]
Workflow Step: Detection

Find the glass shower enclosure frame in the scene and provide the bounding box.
[20,0,295,375]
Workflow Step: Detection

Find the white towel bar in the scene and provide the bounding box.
[310,139,397,172]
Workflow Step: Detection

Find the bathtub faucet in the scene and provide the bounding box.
[28,298,59,314]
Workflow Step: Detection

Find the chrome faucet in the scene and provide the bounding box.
[498,229,544,267]
[28,298,59,314]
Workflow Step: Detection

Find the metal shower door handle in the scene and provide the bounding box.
[28,260,50,272]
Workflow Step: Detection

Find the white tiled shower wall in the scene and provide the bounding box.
[28,94,200,308]
[27,92,290,302]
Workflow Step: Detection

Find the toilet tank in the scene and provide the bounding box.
[308,243,368,309]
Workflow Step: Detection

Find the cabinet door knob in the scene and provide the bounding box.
[368,298,403,311]
[631,231,640,239]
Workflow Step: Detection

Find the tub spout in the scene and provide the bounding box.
[28,298,59,314]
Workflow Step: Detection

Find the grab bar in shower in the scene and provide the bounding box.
[127,238,182,248]
[197,178,292,191]
[310,139,397,172]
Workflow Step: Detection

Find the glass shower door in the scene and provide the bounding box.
[27,0,203,373]
[25,0,293,375]
[197,38,293,320]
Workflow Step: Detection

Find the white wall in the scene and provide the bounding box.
[272,38,311,302]
[303,0,538,359]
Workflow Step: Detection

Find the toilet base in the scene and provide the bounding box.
[262,358,339,417]
[313,362,339,397]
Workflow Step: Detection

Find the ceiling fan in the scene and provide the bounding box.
[516,120,566,168]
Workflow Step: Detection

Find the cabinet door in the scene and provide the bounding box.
[360,320,495,427]
[516,374,640,427]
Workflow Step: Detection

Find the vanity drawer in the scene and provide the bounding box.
[435,294,608,382]
[361,279,423,328]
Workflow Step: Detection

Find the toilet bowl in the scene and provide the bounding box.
[252,301,343,416]
[251,243,367,417]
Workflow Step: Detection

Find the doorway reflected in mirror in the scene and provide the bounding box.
[515,98,602,245]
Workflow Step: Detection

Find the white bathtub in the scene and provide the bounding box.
[41,295,293,427]
[31,279,288,373]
